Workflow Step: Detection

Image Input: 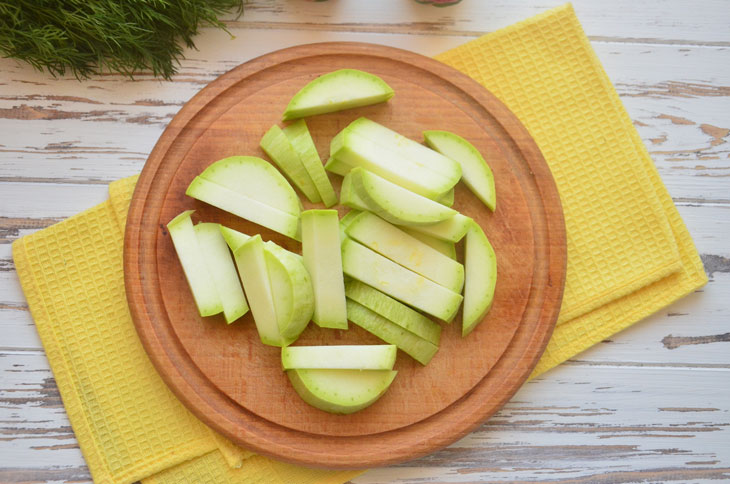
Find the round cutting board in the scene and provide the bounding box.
[125,42,566,468]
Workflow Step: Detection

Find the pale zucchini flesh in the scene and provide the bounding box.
[339,171,470,242]
[345,212,464,293]
[282,69,394,121]
[260,124,321,203]
[331,129,456,199]
[233,236,292,347]
[400,212,472,243]
[219,225,251,252]
[265,250,293,336]
[324,156,353,177]
[264,239,303,263]
[341,238,463,322]
[346,117,462,178]
[264,247,313,340]
[167,211,223,317]
[401,228,457,260]
[345,280,441,346]
[350,168,457,226]
[194,222,249,323]
[281,345,397,370]
[438,188,455,207]
[462,221,498,337]
[339,210,362,231]
[286,368,397,414]
[338,209,362,242]
[219,225,303,262]
[187,176,300,240]
[339,172,371,212]
[282,120,338,207]
[301,210,348,329]
[424,130,496,211]
[197,156,300,215]
[346,299,439,365]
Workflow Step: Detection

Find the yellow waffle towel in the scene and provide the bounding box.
[435,3,706,375]
[12,3,707,483]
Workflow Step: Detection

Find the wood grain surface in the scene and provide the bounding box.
[1,1,729,482]
[125,42,565,467]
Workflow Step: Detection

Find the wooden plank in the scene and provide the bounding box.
[1,36,727,200]
[676,204,730,256]
[1,202,727,364]
[0,352,86,474]
[0,188,725,252]
[0,4,728,480]
[355,365,730,483]
[0,468,91,484]
[0,272,26,310]
[0,183,108,218]
[0,277,726,375]
[2,351,729,483]
[224,0,730,45]
[0,309,40,351]
[2,275,727,365]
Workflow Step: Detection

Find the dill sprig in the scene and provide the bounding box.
[0,0,244,80]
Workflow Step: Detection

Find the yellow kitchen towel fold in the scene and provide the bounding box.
[438,3,683,327]
[436,3,706,373]
[11,3,707,484]
[12,197,218,484]
[110,174,257,472]
[13,177,360,484]
[143,451,361,484]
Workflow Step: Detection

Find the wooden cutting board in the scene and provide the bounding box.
[124,42,566,468]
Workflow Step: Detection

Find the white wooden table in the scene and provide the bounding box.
[1,1,729,482]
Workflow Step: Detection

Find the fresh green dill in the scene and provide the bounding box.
[0,0,244,80]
